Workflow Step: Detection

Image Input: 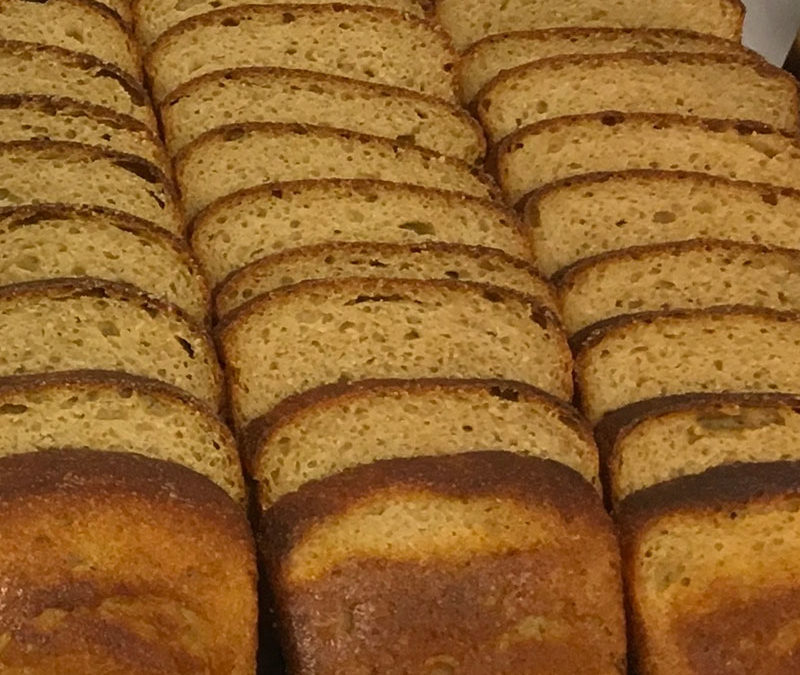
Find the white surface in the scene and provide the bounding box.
[742,0,800,65]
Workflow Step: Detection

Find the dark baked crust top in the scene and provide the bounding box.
[261,451,610,564]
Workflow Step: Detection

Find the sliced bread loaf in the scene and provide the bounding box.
[160,67,484,163]
[477,52,800,143]
[262,452,626,674]
[146,4,456,103]
[191,180,531,285]
[134,0,427,47]
[0,204,208,323]
[0,40,155,130]
[557,240,800,335]
[0,371,243,500]
[0,0,141,78]
[619,462,800,674]
[525,170,800,276]
[496,113,800,205]
[435,0,745,51]
[176,123,497,219]
[574,307,800,424]
[0,95,167,172]
[597,393,800,504]
[218,277,572,427]
[0,141,183,235]
[458,27,746,104]
[0,449,256,674]
[0,278,222,410]
[214,242,555,319]
[245,378,598,505]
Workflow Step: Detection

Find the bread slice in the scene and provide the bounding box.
[525,170,800,276]
[574,306,800,424]
[435,0,745,51]
[218,277,571,427]
[0,204,208,323]
[146,4,457,103]
[619,461,800,674]
[496,113,800,205]
[0,0,141,78]
[0,94,168,172]
[133,0,427,48]
[0,141,183,235]
[458,27,746,104]
[0,448,256,673]
[214,242,555,319]
[477,52,800,143]
[176,123,497,219]
[160,67,484,163]
[0,278,222,410]
[245,378,598,505]
[0,371,243,500]
[0,40,156,130]
[557,240,800,335]
[191,179,531,286]
[261,452,626,674]
[595,393,800,504]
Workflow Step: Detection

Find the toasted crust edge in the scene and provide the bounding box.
[260,451,609,562]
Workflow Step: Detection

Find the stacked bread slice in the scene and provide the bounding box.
[447,2,800,671]
[142,1,626,670]
[0,3,257,670]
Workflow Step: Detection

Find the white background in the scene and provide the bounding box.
[742,0,800,65]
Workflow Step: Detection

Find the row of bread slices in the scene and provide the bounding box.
[139,2,629,674]
[0,2,261,671]
[457,3,800,675]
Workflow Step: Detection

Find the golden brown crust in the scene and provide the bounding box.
[214,240,549,301]
[188,176,527,244]
[0,447,247,527]
[571,304,800,356]
[618,459,799,674]
[553,238,800,289]
[174,121,499,199]
[261,451,607,562]
[241,377,593,471]
[0,448,256,673]
[216,275,565,343]
[476,51,792,115]
[617,460,800,537]
[161,65,484,157]
[276,553,623,675]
